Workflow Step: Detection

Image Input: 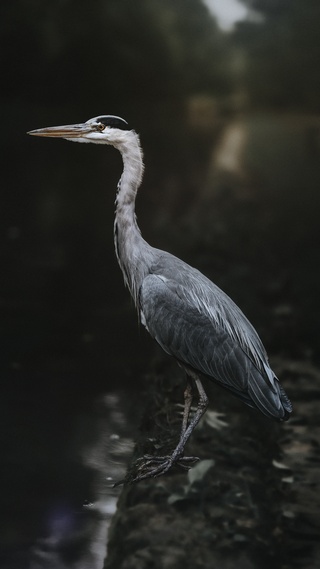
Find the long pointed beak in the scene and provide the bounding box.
[27,123,92,138]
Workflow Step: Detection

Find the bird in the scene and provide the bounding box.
[28,115,292,482]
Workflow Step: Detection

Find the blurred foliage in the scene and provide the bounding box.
[236,0,320,110]
[1,0,232,110]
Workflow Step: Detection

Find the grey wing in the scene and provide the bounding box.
[139,273,291,420]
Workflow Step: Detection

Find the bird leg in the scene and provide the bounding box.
[180,374,193,437]
[131,374,208,483]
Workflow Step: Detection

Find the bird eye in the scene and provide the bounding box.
[96,123,105,132]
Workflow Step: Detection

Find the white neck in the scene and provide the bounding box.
[113,131,154,305]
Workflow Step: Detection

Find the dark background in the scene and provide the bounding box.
[1,1,320,567]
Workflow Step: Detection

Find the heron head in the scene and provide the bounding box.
[28,115,132,146]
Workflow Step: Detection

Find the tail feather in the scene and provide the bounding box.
[248,368,292,421]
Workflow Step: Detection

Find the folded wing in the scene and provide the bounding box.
[139,273,292,420]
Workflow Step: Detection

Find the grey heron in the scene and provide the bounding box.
[28,115,292,482]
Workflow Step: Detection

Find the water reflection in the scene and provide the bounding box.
[30,391,134,569]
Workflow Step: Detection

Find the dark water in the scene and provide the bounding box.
[0,369,139,569]
[28,390,135,569]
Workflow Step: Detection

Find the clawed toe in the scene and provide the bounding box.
[113,452,199,486]
[130,453,200,483]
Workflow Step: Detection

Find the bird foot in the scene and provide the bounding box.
[131,453,199,483]
[113,452,199,486]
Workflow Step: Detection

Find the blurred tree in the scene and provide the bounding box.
[1,0,232,110]
[236,0,320,110]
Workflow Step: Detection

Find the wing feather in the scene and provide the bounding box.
[139,272,291,420]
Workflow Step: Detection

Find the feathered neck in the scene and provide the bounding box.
[113,131,153,305]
